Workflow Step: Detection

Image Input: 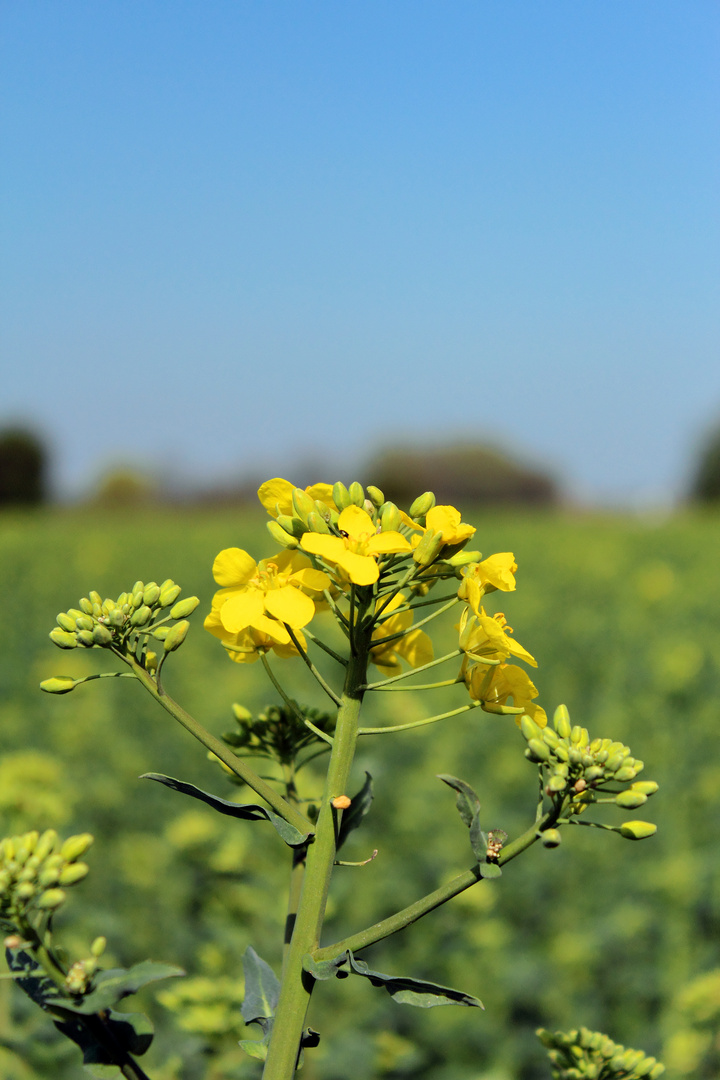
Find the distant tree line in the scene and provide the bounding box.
[0,428,47,506]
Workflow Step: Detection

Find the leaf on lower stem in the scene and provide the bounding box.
[336,772,374,852]
[438,774,503,878]
[241,946,280,1030]
[305,950,483,1009]
[141,773,310,847]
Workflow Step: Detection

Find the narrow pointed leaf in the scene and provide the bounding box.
[45,961,184,1015]
[241,947,280,1027]
[346,952,482,1009]
[239,1036,270,1061]
[437,774,481,828]
[469,814,488,864]
[337,772,374,852]
[141,773,309,847]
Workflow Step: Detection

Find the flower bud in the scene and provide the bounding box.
[79,597,94,615]
[76,630,96,647]
[143,583,161,606]
[348,482,365,507]
[615,790,647,809]
[380,502,402,532]
[521,715,543,742]
[34,830,58,861]
[292,488,317,524]
[107,608,125,628]
[40,677,77,695]
[527,738,551,762]
[631,781,658,796]
[276,514,305,538]
[60,834,94,862]
[38,888,66,910]
[306,511,331,534]
[92,624,114,646]
[542,727,560,749]
[90,935,107,957]
[267,520,299,548]
[547,774,567,792]
[614,766,637,782]
[159,583,182,607]
[541,829,562,848]
[366,485,384,508]
[445,549,482,567]
[619,821,657,840]
[163,620,190,652]
[170,596,199,620]
[16,882,36,900]
[413,529,444,566]
[553,705,572,738]
[332,482,351,509]
[49,629,78,650]
[59,862,89,885]
[130,605,152,627]
[56,613,76,632]
[408,491,436,519]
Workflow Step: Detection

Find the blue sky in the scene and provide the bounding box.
[1,2,718,504]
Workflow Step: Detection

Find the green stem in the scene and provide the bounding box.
[364,650,462,689]
[262,615,371,1079]
[303,627,348,666]
[285,627,342,705]
[358,700,483,736]
[260,654,334,746]
[127,659,313,837]
[369,595,461,646]
[370,678,462,692]
[312,807,559,962]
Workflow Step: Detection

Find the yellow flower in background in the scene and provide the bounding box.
[458,606,537,668]
[301,505,411,586]
[258,478,336,519]
[204,603,305,664]
[466,662,547,727]
[424,505,476,546]
[458,553,518,613]
[209,548,330,636]
[369,594,434,676]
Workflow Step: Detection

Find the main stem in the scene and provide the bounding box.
[262,636,369,1079]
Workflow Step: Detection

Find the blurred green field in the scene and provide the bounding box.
[0,504,719,1080]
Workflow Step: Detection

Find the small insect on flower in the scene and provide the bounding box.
[485,829,508,863]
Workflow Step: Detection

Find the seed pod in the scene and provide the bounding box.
[60,834,94,862]
[306,511,330,534]
[553,705,572,738]
[163,620,190,652]
[59,862,89,886]
[76,629,95,647]
[616,790,647,809]
[408,491,436,519]
[170,596,200,620]
[143,583,161,606]
[527,738,551,762]
[38,888,66,910]
[619,821,657,840]
[56,613,76,632]
[366,485,384,508]
[49,629,78,650]
[92,624,113,646]
[159,583,182,606]
[541,829,562,848]
[348,482,365,506]
[267,520,299,548]
[40,677,77,695]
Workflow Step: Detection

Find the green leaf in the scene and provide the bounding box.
[478,861,502,879]
[302,953,348,981]
[141,772,310,847]
[5,947,62,1011]
[437,774,481,828]
[469,813,488,864]
[337,772,373,852]
[241,947,280,1028]
[239,1036,269,1061]
[45,961,184,1015]
[322,951,482,1009]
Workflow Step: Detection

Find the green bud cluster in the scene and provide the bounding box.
[43,581,199,689]
[520,706,658,838]
[221,702,335,770]
[537,1025,665,1079]
[0,829,93,920]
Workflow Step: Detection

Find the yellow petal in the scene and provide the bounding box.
[212,548,257,588]
[301,533,348,562]
[334,550,379,585]
[305,483,336,509]
[220,591,265,633]
[396,628,434,668]
[426,506,476,545]
[337,504,375,540]
[291,567,332,592]
[253,614,291,643]
[367,531,412,555]
[257,478,295,517]
[264,585,315,628]
[479,553,517,592]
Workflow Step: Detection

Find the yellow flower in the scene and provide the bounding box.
[301,505,411,586]
[204,603,304,664]
[209,548,330,636]
[258,478,336,518]
[458,553,517,613]
[369,594,434,676]
[466,662,547,727]
[458,606,537,668]
[424,505,476,546]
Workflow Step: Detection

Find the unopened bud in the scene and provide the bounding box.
[366,485,384,508]
[348,482,365,507]
[541,829,562,848]
[158,583,182,607]
[37,888,66,910]
[413,529,444,566]
[408,491,436,519]
[59,862,89,885]
[130,605,153,627]
[90,935,107,957]
[615,790,647,809]
[143,583,161,606]
[631,781,658,796]
[521,715,543,742]
[275,514,305,538]
[49,629,78,650]
[56,613,76,632]
[40,677,77,695]
[60,834,94,862]
[619,821,657,840]
[170,596,199,620]
[163,620,190,652]
[306,511,330,534]
[34,830,58,861]
[332,482,351,510]
[267,520,299,548]
[292,488,317,523]
[76,629,96,647]
[553,705,572,738]
[92,624,114,646]
[445,549,482,567]
[527,738,551,762]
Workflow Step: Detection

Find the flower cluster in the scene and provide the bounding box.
[537,1025,665,1079]
[521,705,658,838]
[0,829,93,920]
[43,580,199,690]
[220,702,335,768]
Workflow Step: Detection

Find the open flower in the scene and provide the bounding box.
[424,505,476,546]
[301,505,411,586]
[458,553,518,613]
[369,594,433,675]
[458,606,536,668]
[258,478,336,519]
[465,662,547,726]
[204,602,305,664]
[209,548,330,636]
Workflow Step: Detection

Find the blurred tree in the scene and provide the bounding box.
[93,467,158,507]
[363,441,559,508]
[0,427,48,506]
[690,425,720,502]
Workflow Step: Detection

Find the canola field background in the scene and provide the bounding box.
[0,505,719,1080]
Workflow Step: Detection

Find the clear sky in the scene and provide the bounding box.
[1,2,718,504]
